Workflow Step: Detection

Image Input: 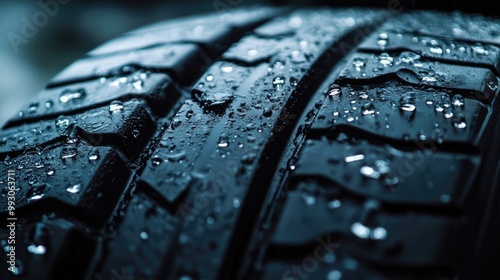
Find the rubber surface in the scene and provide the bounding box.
[1,6,500,280]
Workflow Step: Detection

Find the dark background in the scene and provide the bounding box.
[0,0,497,127]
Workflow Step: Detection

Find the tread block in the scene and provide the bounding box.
[49,44,209,87]
[384,11,500,46]
[0,218,95,280]
[0,119,65,156]
[311,81,490,146]
[358,31,500,74]
[129,6,283,36]
[191,62,252,108]
[6,72,179,127]
[0,144,130,225]
[253,8,380,38]
[75,99,156,159]
[98,194,178,280]
[222,35,279,64]
[291,138,480,208]
[339,52,498,103]
[137,100,207,211]
[91,7,283,59]
[270,192,462,268]
[1,100,155,159]
[90,24,235,58]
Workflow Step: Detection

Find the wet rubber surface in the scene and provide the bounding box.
[1,6,500,280]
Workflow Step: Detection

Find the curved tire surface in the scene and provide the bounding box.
[1,6,500,280]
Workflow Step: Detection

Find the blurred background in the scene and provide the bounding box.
[0,0,264,127]
[0,0,496,127]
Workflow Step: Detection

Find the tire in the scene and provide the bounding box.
[1,5,500,280]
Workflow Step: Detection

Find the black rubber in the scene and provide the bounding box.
[1,6,500,280]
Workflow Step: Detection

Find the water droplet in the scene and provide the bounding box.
[108,100,124,113]
[273,76,285,90]
[61,146,77,159]
[27,244,46,255]
[233,198,241,208]
[55,117,71,133]
[59,88,86,103]
[377,39,387,47]
[352,57,365,71]
[328,199,341,209]
[289,16,303,28]
[360,166,380,179]
[451,95,464,107]
[375,160,390,174]
[27,103,39,114]
[301,192,316,205]
[472,45,487,55]
[291,50,305,63]
[422,76,437,83]
[165,151,186,162]
[400,103,415,112]
[345,154,364,163]
[262,108,272,117]
[327,84,341,96]
[453,114,467,129]
[45,100,54,109]
[371,227,388,240]
[398,52,420,64]
[425,100,433,105]
[110,77,128,87]
[132,80,143,90]
[66,184,81,194]
[27,184,46,202]
[327,270,342,280]
[361,102,376,115]
[384,175,399,190]
[206,75,214,81]
[487,81,498,91]
[378,32,388,39]
[140,231,149,240]
[434,102,444,112]
[351,222,370,239]
[151,155,163,166]
[378,53,393,66]
[429,46,443,55]
[247,49,258,56]
[221,65,233,73]
[357,91,369,99]
[132,130,140,138]
[88,150,100,162]
[443,108,454,119]
[218,135,229,148]
[399,94,416,113]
